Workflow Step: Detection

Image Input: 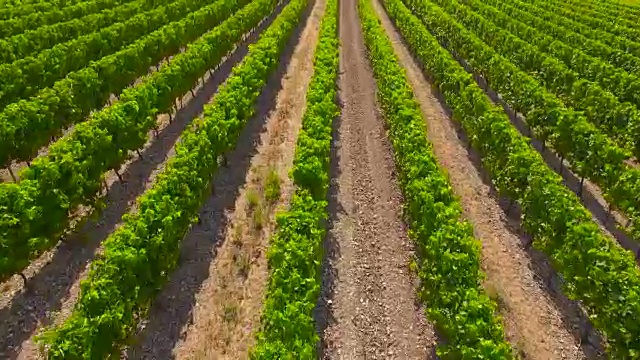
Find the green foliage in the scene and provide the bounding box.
[525,0,640,64]
[0,0,215,109]
[264,168,281,203]
[0,0,258,282]
[0,0,161,64]
[550,0,640,32]
[451,0,640,157]
[410,0,640,247]
[0,0,92,20]
[359,0,513,357]
[555,0,640,23]
[392,0,640,356]
[38,0,306,357]
[0,0,132,39]
[251,0,338,356]
[0,0,247,166]
[525,0,640,42]
[487,0,640,75]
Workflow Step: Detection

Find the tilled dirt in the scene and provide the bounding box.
[317,0,436,358]
[128,0,325,358]
[370,0,588,358]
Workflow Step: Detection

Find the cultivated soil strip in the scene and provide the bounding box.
[0,6,288,357]
[370,0,588,358]
[128,1,322,358]
[318,0,435,358]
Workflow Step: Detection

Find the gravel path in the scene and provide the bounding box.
[318,0,436,357]
[370,0,590,358]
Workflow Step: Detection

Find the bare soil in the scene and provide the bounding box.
[128,1,326,358]
[0,9,284,358]
[370,0,589,358]
[317,0,436,358]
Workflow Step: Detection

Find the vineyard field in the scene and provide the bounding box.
[1,0,639,358]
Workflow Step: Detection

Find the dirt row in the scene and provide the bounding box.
[317,0,435,358]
